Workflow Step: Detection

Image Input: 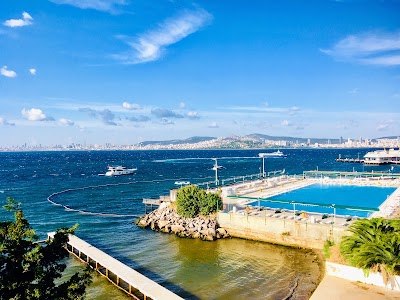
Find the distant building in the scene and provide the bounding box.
[339,136,343,144]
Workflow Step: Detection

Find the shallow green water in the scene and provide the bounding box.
[67,234,322,300]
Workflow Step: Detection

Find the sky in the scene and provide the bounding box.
[1,0,400,147]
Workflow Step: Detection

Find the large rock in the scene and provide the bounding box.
[137,205,229,241]
[158,220,169,229]
[204,234,215,241]
[208,228,216,236]
[170,224,185,234]
[217,228,228,236]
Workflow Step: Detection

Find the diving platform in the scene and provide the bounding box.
[48,233,183,300]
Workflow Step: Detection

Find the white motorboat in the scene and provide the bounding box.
[174,181,191,186]
[104,166,137,176]
[258,150,287,158]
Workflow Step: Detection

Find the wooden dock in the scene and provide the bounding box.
[48,233,183,300]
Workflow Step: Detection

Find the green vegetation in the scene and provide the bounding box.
[0,197,92,299]
[176,185,222,218]
[323,240,335,258]
[340,218,400,282]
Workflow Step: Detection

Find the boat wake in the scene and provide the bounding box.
[154,156,263,163]
[46,176,212,217]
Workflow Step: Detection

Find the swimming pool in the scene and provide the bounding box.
[250,183,397,218]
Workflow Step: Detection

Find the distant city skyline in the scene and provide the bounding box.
[1,0,400,147]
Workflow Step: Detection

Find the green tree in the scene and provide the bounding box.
[199,192,222,216]
[176,186,222,218]
[176,185,205,218]
[340,218,400,282]
[0,197,92,300]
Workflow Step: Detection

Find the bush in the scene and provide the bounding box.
[176,185,222,218]
[323,240,335,258]
[200,192,222,216]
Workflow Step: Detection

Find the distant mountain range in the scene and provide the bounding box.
[139,136,216,146]
[138,133,399,146]
[245,133,340,144]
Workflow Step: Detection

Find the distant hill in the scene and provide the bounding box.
[139,136,216,146]
[246,133,340,144]
[138,133,399,147]
[376,135,400,140]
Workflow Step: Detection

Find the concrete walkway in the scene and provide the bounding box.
[310,275,400,300]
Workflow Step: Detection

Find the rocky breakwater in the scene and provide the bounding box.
[136,203,229,241]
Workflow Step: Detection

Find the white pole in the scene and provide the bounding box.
[333,206,336,224]
[213,158,218,186]
[262,156,265,178]
[293,202,296,219]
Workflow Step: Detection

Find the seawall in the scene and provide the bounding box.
[217,211,348,249]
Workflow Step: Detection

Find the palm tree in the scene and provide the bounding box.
[340,218,400,283]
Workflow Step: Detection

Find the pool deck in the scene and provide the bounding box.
[310,275,400,300]
[220,175,400,300]
[222,176,400,222]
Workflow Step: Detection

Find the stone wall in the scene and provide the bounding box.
[217,212,348,249]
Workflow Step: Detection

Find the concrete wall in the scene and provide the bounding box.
[217,212,348,249]
[326,262,400,291]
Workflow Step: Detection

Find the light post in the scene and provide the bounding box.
[332,204,336,225]
[259,153,266,178]
[212,158,223,186]
[292,201,296,219]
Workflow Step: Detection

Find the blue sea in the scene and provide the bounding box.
[0,148,395,299]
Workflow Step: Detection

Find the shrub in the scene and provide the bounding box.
[176,185,222,218]
[323,240,335,258]
[200,192,222,216]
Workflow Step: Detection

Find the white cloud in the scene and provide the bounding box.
[29,68,37,75]
[208,122,219,128]
[360,55,400,66]
[321,31,400,66]
[151,108,183,119]
[288,106,300,115]
[21,108,48,121]
[187,111,200,119]
[1,66,17,78]
[59,118,74,126]
[281,120,292,126]
[337,119,360,130]
[122,101,141,110]
[225,105,301,116]
[114,8,212,64]
[49,0,127,13]
[349,88,358,94]
[4,12,33,27]
[159,118,174,125]
[0,117,15,126]
[376,119,395,131]
[78,107,118,126]
[179,101,186,108]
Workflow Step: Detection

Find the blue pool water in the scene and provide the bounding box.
[252,183,397,217]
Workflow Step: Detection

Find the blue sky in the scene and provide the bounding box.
[1,0,400,146]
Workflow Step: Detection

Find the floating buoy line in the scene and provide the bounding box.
[47,176,214,218]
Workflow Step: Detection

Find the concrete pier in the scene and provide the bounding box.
[49,233,183,300]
